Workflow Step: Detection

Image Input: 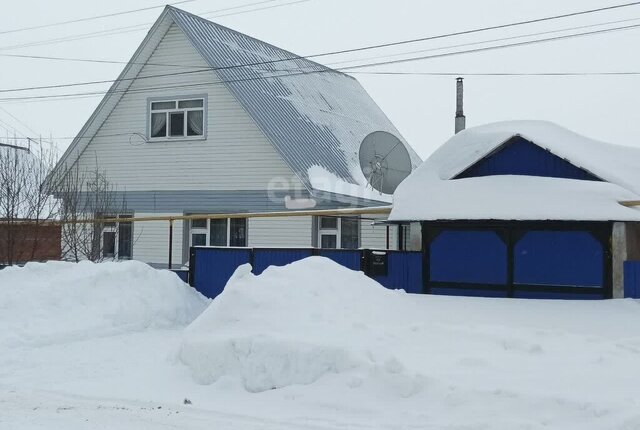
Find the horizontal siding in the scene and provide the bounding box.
[76,23,304,193]
[361,216,398,250]
[132,213,184,267]
[248,216,313,247]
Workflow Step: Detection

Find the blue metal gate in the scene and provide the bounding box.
[190,247,422,299]
[424,221,611,300]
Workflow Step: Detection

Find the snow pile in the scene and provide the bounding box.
[0,260,208,347]
[390,120,640,222]
[180,257,415,393]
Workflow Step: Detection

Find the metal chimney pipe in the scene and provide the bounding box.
[455,77,466,134]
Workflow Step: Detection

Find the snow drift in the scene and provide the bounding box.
[0,260,208,347]
[180,257,418,393]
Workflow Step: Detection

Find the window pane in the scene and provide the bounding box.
[103,231,115,257]
[118,221,132,259]
[178,99,203,108]
[169,112,184,136]
[230,218,247,247]
[150,112,167,138]
[209,219,227,246]
[321,234,337,249]
[151,101,176,110]
[320,217,337,229]
[340,218,359,249]
[191,219,206,229]
[186,110,204,136]
[192,233,207,247]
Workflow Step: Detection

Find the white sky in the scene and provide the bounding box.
[2,0,640,159]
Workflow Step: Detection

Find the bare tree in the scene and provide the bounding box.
[0,138,58,266]
[52,159,129,262]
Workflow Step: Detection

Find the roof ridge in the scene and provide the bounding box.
[166,5,354,80]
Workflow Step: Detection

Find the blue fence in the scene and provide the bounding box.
[190,247,422,299]
[624,261,640,298]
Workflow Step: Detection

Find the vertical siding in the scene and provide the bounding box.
[75,23,304,193]
[247,216,313,247]
[133,213,184,267]
[361,216,398,250]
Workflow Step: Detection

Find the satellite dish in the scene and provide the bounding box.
[359,131,412,194]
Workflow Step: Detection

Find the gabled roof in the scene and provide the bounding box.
[427,120,640,194]
[52,6,420,203]
[389,120,640,222]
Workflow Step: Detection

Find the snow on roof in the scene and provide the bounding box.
[52,7,421,205]
[168,7,421,201]
[389,120,640,222]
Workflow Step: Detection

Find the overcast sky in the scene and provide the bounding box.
[2,0,640,159]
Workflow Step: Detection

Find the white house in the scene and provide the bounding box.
[51,6,422,268]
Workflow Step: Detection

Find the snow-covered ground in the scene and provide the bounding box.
[2,258,640,429]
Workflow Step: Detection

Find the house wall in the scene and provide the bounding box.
[132,213,184,268]
[248,216,313,248]
[361,216,398,250]
[75,23,305,208]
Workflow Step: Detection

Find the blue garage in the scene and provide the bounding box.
[388,120,640,299]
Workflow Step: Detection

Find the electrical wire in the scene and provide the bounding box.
[0,0,195,36]
[1,11,640,95]
[3,18,640,104]
[0,0,310,52]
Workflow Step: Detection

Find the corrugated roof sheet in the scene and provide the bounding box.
[168,6,421,196]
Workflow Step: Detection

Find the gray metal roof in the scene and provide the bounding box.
[168,6,421,197]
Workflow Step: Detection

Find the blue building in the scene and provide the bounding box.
[389,120,640,299]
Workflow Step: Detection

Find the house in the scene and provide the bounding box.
[388,120,640,299]
[49,6,421,268]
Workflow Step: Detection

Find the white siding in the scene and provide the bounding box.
[75,23,304,193]
[248,216,313,247]
[133,213,183,267]
[360,216,398,250]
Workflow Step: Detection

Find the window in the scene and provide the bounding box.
[189,217,248,247]
[101,214,133,259]
[317,217,360,249]
[149,97,205,139]
[190,219,208,247]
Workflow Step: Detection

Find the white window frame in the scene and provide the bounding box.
[317,217,360,249]
[148,96,206,141]
[189,218,248,247]
[101,214,133,260]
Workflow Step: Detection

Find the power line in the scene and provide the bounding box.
[324,16,640,68]
[7,66,640,140]
[3,17,640,104]
[0,1,195,36]
[0,0,310,52]
[2,10,640,96]
[350,71,640,76]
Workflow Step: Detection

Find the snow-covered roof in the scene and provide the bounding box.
[52,6,420,205]
[389,120,640,222]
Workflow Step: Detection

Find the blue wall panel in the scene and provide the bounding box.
[513,291,602,300]
[456,137,600,181]
[624,261,640,298]
[252,249,314,275]
[193,248,252,299]
[514,231,603,287]
[430,287,508,298]
[430,230,507,284]
[171,269,189,283]
[318,250,362,271]
[373,251,423,293]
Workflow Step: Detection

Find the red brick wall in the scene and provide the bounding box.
[0,223,61,264]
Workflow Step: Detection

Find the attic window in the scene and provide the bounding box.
[149,97,205,139]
